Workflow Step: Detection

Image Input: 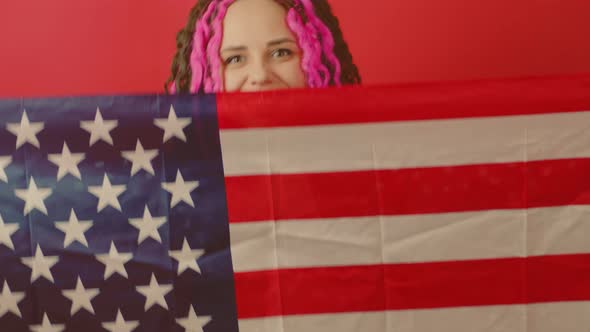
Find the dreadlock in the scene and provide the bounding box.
[165,0,362,94]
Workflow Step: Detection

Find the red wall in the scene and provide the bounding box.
[1,0,589,97]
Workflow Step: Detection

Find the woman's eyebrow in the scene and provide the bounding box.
[267,38,296,46]
[221,38,296,52]
[221,45,247,52]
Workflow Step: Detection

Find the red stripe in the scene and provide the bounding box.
[234,254,590,318]
[226,171,380,222]
[225,175,276,223]
[217,75,590,129]
[226,158,590,223]
[233,270,283,318]
[528,254,590,303]
[527,158,590,207]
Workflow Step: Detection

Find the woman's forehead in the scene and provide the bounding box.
[221,0,296,49]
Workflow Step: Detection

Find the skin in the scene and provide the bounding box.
[220,0,307,92]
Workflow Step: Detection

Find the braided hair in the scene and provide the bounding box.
[165,0,361,94]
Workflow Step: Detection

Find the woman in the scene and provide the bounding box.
[166,0,361,94]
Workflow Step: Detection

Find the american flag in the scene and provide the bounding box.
[1,74,590,332]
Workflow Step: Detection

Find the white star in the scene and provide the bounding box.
[80,108,118,146]
[29,313,64,332]
[0,156,11,182]
[14,177,52,216]
[88,174,126,212]
[136,273,173,311]
[0,214,19,250]
[121,139,158,176]
[21,245,59,283]
[48,142,85,181]
[55,209,93,247]
[162,170,199,208]
[96,241,132,280]
[176,305,211,332]
[0,281,25,318]
[154,105,191,142]
[169,238,204,275]
[62,276,99,315]
[6,110,44,149]
[102,309,139,332]
[129,206,167,244]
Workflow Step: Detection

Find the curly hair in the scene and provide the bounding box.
[165,0,361,94]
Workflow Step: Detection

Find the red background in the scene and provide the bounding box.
[1,0,589,97]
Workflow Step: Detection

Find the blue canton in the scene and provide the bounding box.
[0,95,238,331]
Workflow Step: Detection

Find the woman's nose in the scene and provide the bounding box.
[248,60,272,86]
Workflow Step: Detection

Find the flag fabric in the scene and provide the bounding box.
[0,74,589,332]
[217,75,590,332]
[0,95,237,331]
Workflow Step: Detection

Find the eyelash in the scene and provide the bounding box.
[271,48,293,58]
[224,55,244,65]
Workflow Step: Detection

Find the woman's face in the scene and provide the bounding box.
[220,0,307,92]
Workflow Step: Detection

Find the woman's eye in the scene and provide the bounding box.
[225,55,244,65]
[271,49,293,58]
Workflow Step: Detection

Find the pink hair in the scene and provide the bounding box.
[188,0,342,94]
[294,0,342,86]
[189,1,218,93]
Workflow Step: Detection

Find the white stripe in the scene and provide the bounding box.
[238,311,383,332]
[526,301,590,331]
[238,301,590,332]
[230,221,278,272]
[221,111,590,176]
[231,216,382,272]
[276,216,383,268]
[527,205,590,256]
[383,209,526,264]
[230,205,590,272]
